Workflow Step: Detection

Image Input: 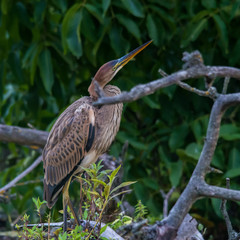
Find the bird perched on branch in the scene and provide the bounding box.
[42,40,152,231]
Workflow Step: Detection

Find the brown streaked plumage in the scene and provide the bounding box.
[43,40,152,231]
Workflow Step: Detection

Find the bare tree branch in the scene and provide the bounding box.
[0,156,43,193]
[160,187,176,218]
[93,65,240,106]
[0,124,48,148]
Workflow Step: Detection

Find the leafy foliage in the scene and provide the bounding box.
[1,0,240,239]
[16,163,135,239]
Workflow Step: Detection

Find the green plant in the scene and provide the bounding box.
[134,200,148,221]
[78,161,136,239]
[15,163,136,239]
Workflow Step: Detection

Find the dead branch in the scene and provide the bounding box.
[220,178,240,240]
[93,65,240,106]
[0,156,43,193]
[0,124,48,148]
[160,187,176,218]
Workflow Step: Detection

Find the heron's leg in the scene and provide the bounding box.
[68,198,81,225]
[62,177,80,231]
[62,187,68,232]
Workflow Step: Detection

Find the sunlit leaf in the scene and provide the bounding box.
[100,224,108,235]
[109,190,132,201]
[91,178,107,187]
[111,181,136,194]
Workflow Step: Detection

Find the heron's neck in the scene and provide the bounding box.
[103,85,121,97]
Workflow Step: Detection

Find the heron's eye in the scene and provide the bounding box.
[112,66,117,71]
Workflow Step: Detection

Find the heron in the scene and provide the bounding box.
[43,40,152,231]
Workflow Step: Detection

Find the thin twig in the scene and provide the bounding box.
[0,156,42,193]
[177,81,216,99]
[220,178,240,240]
[222,76,230,94]
[160,187,176,218]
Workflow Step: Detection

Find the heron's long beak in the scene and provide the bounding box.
[114,40,152,71]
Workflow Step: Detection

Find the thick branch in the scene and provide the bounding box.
[0,124,48,148]
[94,66,240,106]
[163,93,240,230]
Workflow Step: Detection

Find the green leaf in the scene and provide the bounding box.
[38,48,54,94]
[91,178,107,187]
[142,96,161,109]
[85,4,103,23]
[142,178,159,190]
[201,0,216,9]
[150,6,175,31]
[1,0,9,14]
[211,198,222,218]
[81,9,97,43]
[230,38,240,65]
[230,1,240,20]
[61,4,83,57]
[169,160,183,187]
[169,123,189,151]
[191,10,211,22]
[109,165,121,182]
[228,148,240,169]
[109,25,130,56]
[102,0,111,16]
[181,18,208,48]
[116,14,141,41]
[190,120,202,142]
[220,124,240,140]
[109,190,132,201]
[146,14,159,46]
[104,185,110,198]
[0,63,4,101]
[100,224,108,235]
[190,18,207,42]
[8,52,25,82]
[121,0,144,18]
[88,191,100,197]
[111,181,137,194]
[212,149,224,169]
[224,168,240,178]
[212,14,228,54]
[185,143,202,160]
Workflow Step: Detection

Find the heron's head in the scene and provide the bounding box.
[88,40,152,98]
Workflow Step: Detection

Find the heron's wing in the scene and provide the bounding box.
[43,101,95,207]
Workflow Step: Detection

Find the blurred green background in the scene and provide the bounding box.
[1,0,240,239]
